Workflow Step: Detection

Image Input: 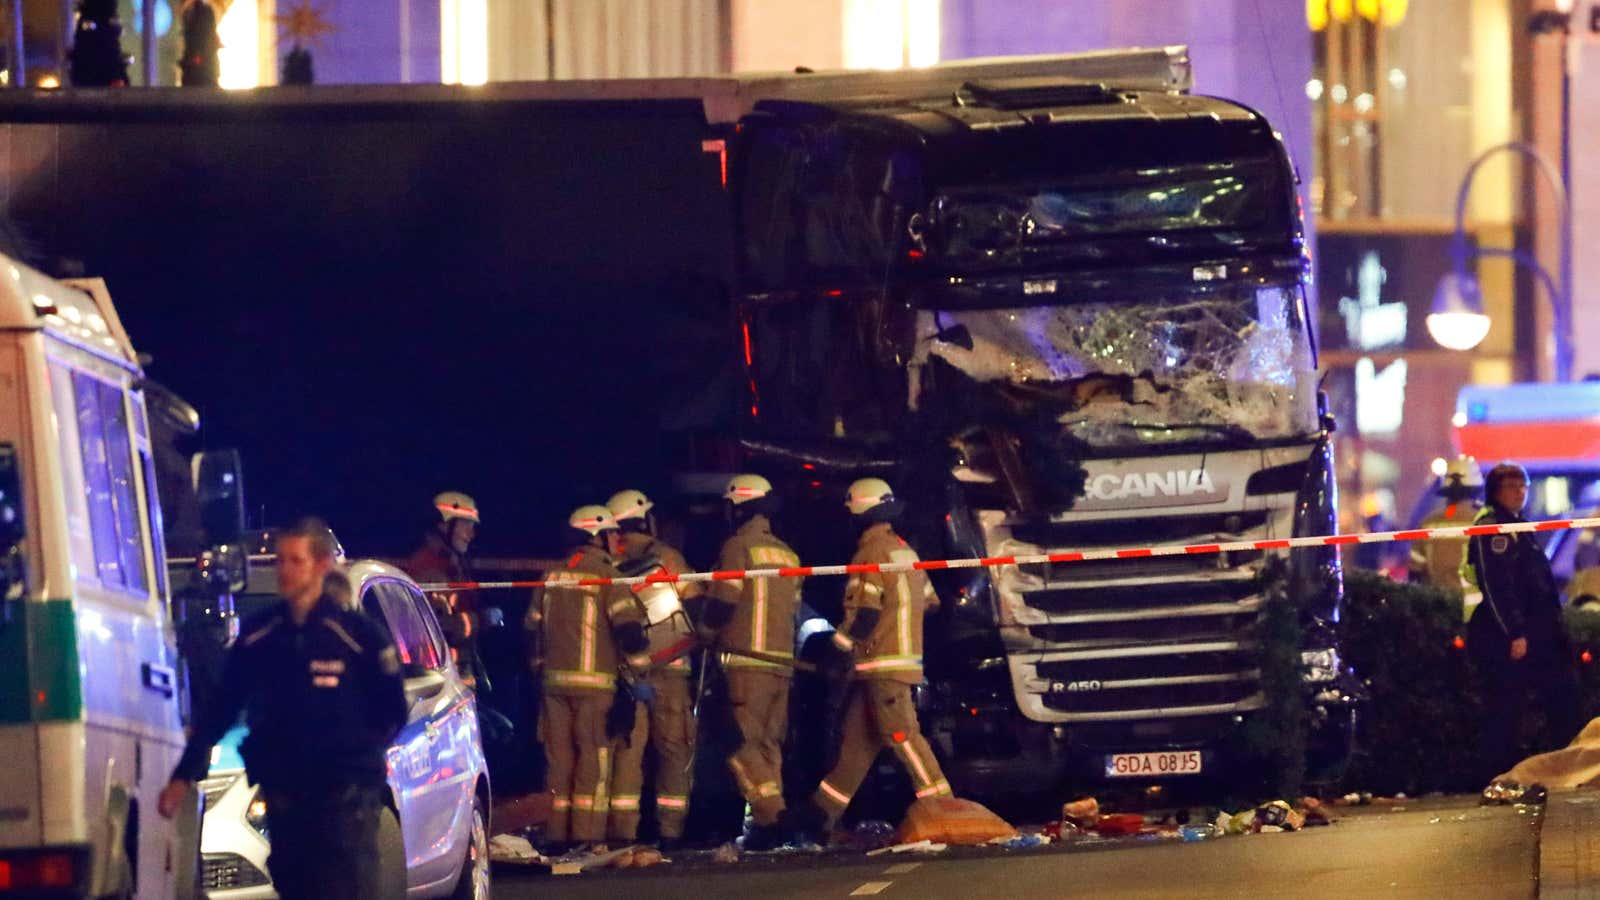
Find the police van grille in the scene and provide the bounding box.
[202,852,272,891]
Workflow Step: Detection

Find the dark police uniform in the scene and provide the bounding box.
[1466,505,1582,780]
[172,594,408,900]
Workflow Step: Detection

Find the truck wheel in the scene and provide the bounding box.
[450,795,490,900]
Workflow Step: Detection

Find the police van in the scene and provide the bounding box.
[0,256,198,897]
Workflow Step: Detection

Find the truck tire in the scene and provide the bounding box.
[450,794,490,900]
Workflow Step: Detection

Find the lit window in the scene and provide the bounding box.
[218,0,259,89]
[844,0,939,71]
[441,0,488,86]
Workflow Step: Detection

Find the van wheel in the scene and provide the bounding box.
[450,795,490,900]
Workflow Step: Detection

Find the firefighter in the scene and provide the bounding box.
[699,474,803,851]
[1465,462,1582,781]
[402,491,502,688]
[807,478,952,833]
[1410,456,1483,610]
[526,505,652,852]
[604,489,700,847]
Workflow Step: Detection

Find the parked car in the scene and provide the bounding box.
[174,554,490,899]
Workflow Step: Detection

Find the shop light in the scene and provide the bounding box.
[1427,272,1491,352]
[441,0,488,86]
[218,0,259,89]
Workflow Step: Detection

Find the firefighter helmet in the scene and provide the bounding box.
[607,489,654,523]
[568,505,619,537]
[724,474,774,506]
[845,478,895,515]
[434,491,481,524]
[1439,456,1483,495]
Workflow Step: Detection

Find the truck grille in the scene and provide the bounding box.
[999,505,1283,724]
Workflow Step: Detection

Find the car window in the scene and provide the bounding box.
[403,583,452,670]
[372,580,444,673]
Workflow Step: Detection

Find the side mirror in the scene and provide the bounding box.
[193,450,246,546]
[0,444,25,602]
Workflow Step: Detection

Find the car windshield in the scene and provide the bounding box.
[912,280,1319,451]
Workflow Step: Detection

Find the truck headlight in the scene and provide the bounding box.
[1301,648,1340,683]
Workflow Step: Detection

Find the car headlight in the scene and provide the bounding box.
[1301,648,1340,683]
[246,791,270,837]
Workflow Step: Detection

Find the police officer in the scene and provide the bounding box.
[605,489,699,847]
[700,474,803,851]
[402,491,502,688]
[806,479,952,833]
[526,505,651,853]
[1411,457,1482,607]
[1465,462,1582,780]
[157,518,407,900]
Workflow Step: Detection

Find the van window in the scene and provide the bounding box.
[72,373,148,594]
[140,450,168,599]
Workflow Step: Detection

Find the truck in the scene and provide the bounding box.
[0,46,1347,802]
[0,264,200,897]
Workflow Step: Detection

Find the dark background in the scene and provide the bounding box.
[0,91,740,557]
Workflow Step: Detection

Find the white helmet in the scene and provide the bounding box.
[1443,456,1483,489]
[607,489,654,523]
[434,491,480,524]
[724,474,774,506]
[568,505,619,537]
[846,478,895,515]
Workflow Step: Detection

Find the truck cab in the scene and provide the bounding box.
[0,260,196,897]
[731,68,1348,795]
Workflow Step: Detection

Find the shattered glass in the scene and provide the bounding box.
[911,284,1318,448]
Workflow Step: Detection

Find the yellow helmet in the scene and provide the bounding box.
[568,505,619,537]
[845,478,895,515]
[607,489,654,523]
[724,474,774,506]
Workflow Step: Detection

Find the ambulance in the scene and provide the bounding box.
[0,256,198,897]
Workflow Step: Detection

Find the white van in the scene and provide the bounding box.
[0,258,197,898]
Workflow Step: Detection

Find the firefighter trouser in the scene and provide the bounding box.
[540,690,613,842]
[725,669,789,826]
[607,673,697,840]
[813,679,951,828]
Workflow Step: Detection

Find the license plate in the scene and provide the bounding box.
[1105,751,1203,778]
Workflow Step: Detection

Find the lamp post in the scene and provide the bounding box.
[1429,141,1573,382]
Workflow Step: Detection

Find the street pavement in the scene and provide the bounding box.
[492,795,1540,899]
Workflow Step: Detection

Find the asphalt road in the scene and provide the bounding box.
[491,796,1540,899]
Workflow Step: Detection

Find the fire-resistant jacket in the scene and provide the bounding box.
[619,532,699,676]
[707,514,802,675]
[531,545,648,694]
[834,522,939,685]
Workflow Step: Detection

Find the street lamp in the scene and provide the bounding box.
[1429,141,1573,381]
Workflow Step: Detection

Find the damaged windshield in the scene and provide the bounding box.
[910,281,1318,450]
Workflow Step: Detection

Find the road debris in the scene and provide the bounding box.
[898,797,1017,846]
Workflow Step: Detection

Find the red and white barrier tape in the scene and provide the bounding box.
[416,515,1600,593]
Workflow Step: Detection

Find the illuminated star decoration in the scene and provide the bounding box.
[273,1,337,48]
